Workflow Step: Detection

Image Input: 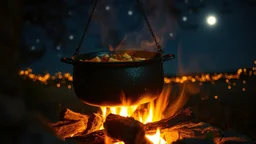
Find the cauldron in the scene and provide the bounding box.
[61,50,174,106]
[60,0,176,106]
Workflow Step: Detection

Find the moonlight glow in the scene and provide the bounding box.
[206,15,217,26]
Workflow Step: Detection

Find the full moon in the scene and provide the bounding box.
[206,15,217,26]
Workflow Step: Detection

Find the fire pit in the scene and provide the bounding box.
[50,109,252,144]
[49,86,252,144]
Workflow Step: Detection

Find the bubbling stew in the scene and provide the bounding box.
[79,53,148,62]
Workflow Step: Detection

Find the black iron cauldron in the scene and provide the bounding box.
[60,0,176,106]
[61,50,175,106]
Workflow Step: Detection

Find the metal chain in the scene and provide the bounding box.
[136,0,163,53]
[73,0,99,56]
[73,0,163,55]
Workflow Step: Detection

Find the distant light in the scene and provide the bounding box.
[69,35,74,40]
[36,39,40,43]
[206,15,217,26]
[68,11,73,15]
[56,83,60,88]
[105,6,110,11]
[56,45,61,50]
[128,10,133,16]
[184,0,188,4]
[31,46,35,50]
[182,16,187,22]
[169,33,174,37]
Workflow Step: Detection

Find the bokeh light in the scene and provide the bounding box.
[206,15,217,26]
[19,65,256,92]
[182,16,187,22]
[31,46,36,50]
[128,10,133,16]
[69,35,74,40]
[105,6,110,11]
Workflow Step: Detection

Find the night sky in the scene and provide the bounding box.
[22,0,256,75]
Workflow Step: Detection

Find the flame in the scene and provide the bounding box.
[146,128,167,144]
[100,85,183,144]
[108,35,127,52]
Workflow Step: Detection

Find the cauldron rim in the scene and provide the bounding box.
[70,50,165,67]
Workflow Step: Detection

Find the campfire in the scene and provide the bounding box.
[50,85,251,144]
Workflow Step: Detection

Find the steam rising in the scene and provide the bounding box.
[93,0,178,51]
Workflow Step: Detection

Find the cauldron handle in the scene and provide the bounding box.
[61,57,76,64]
[73,0,98,56]
[161,54,175,62]
[137,0,163,53]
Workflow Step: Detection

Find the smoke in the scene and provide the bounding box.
[93,0,178,51]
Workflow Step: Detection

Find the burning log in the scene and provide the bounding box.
[104,114,153,144]
[51,120,86,138]
[144,108,194,133]
[60,108,89,122]
[52,109,103,139]
[76,113,104,135]
[161,122,222,143]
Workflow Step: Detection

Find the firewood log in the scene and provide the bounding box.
[104,114,152,144]
[75,113,104,136]
[52,120,87,139]
[52,109,104,139]
[144,108,194,133]
[60,108,89,123]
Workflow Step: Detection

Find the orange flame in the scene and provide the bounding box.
[100,85,183,144]
[146,128,166,144]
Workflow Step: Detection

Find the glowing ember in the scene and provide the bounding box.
[99,86,176,144]
[146,128,167,144]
